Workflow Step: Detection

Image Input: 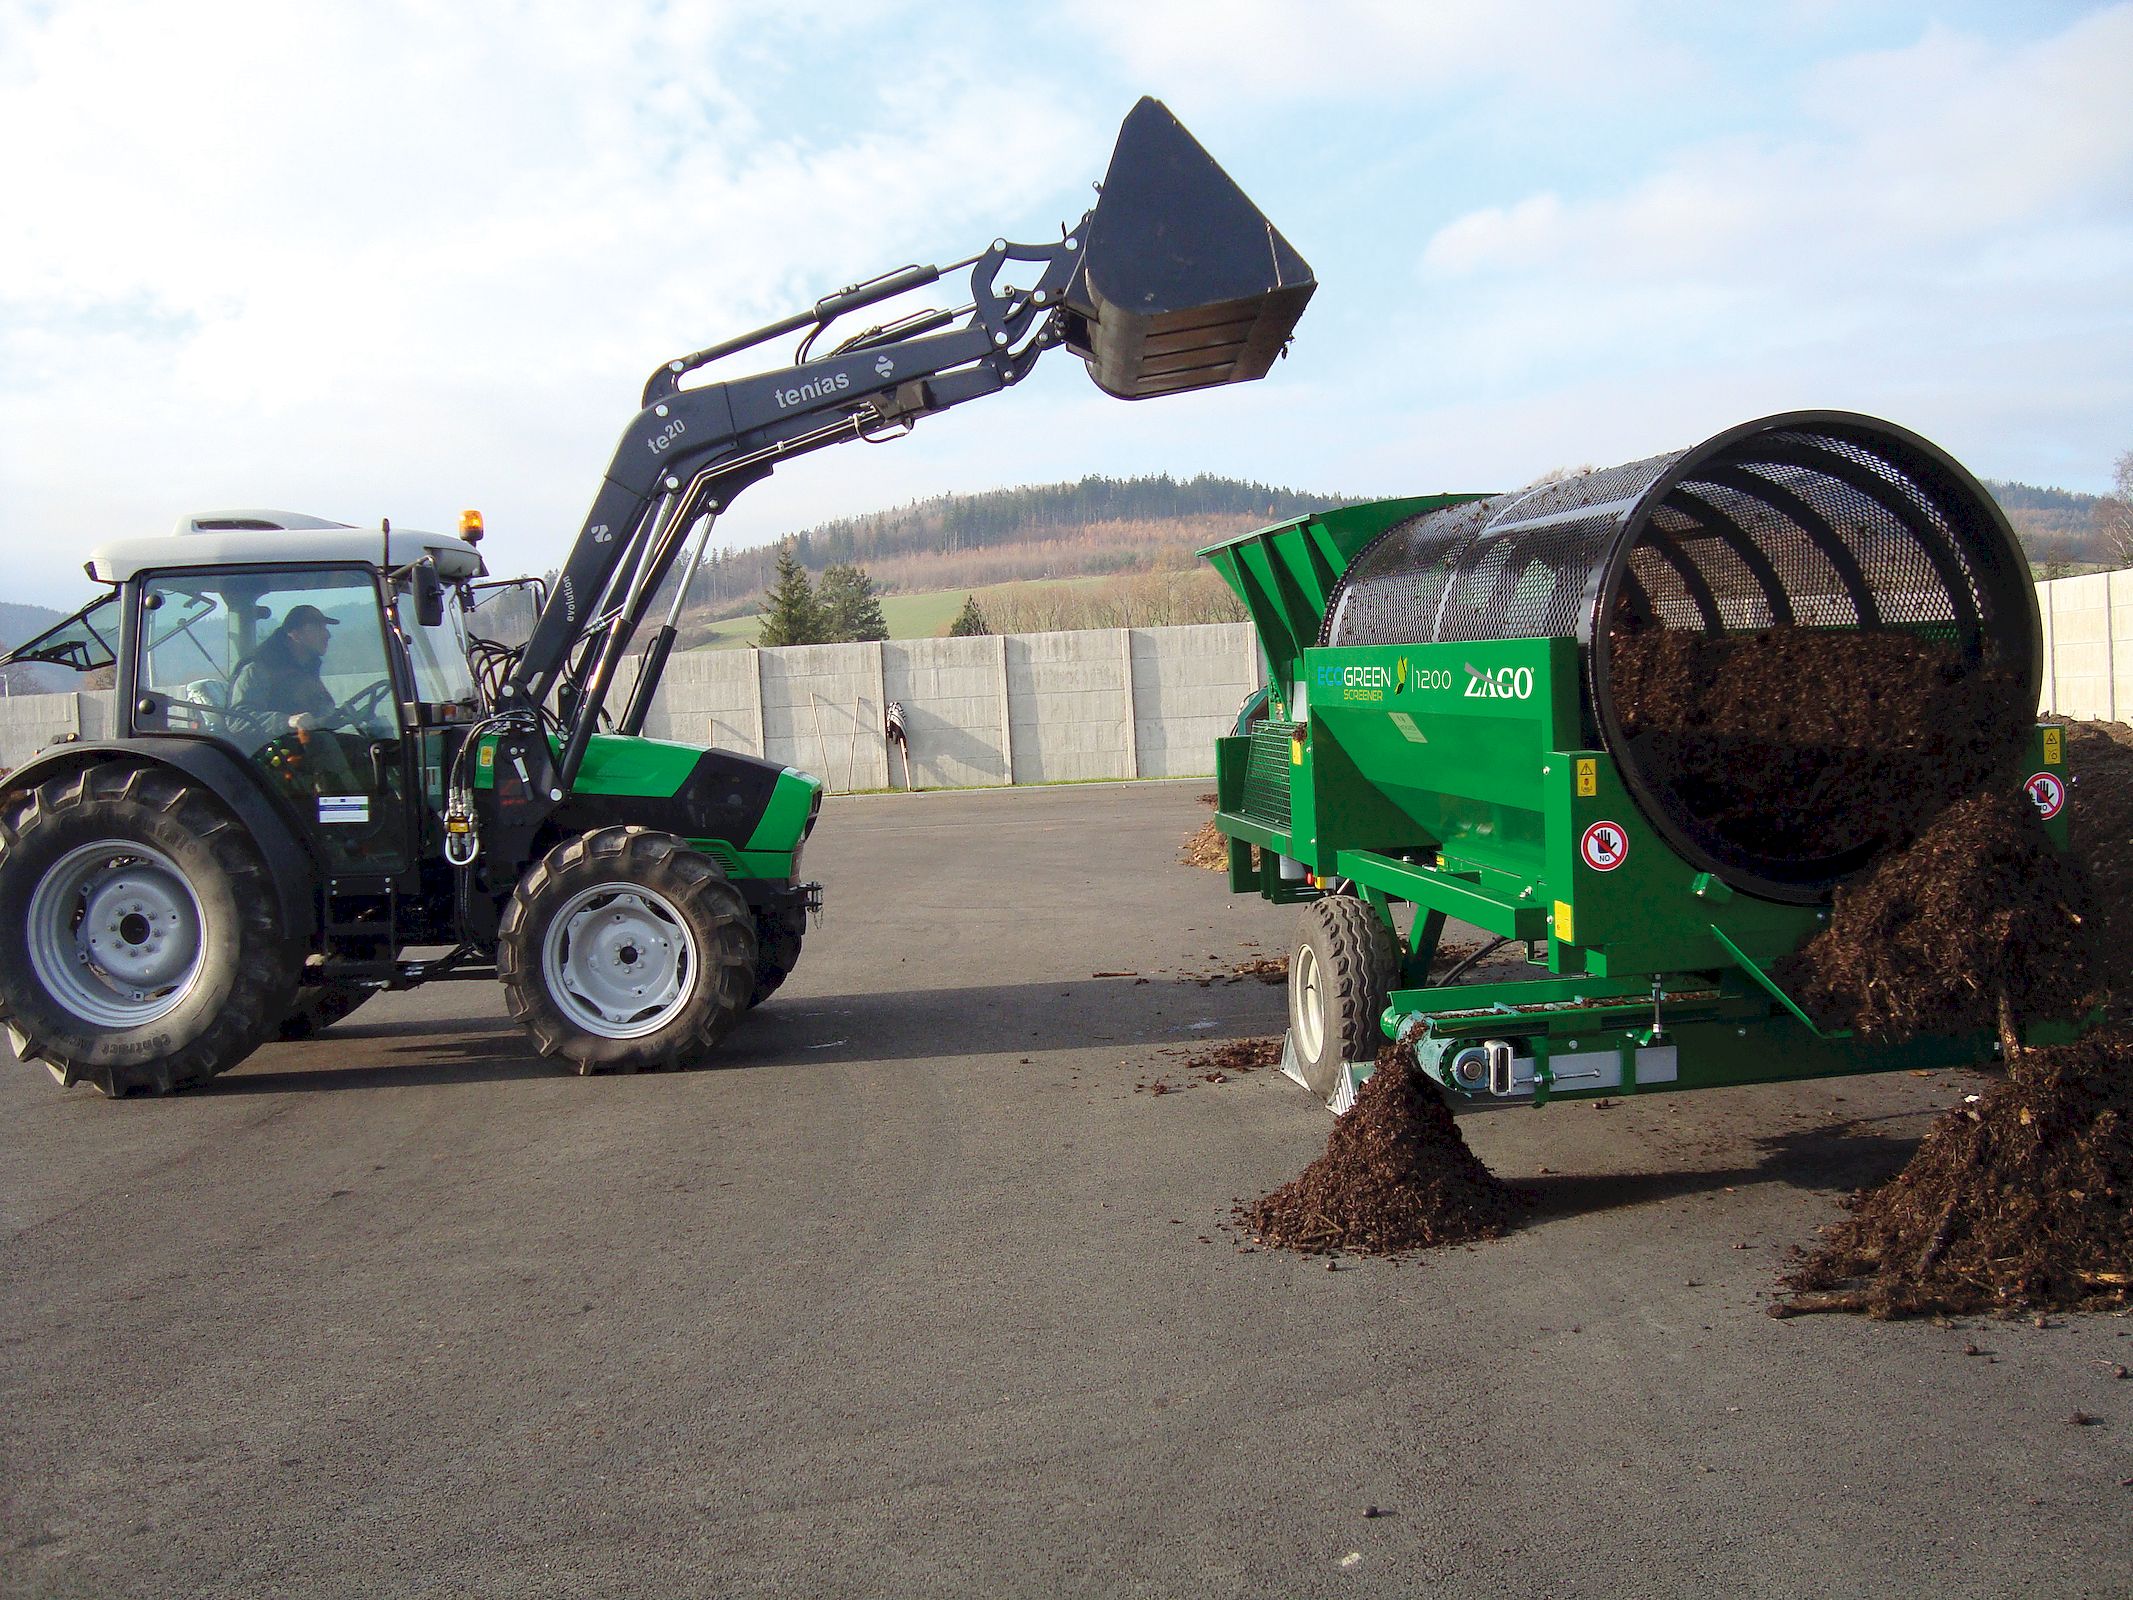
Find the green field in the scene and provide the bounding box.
[687,577,1112,651]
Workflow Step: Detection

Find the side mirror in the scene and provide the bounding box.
[415,562,446,629]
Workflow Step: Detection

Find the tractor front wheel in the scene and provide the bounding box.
[498,827,756,1074]
[1288,895,1400,1110]
[748,903,807,1008]
[0,763,300,1094]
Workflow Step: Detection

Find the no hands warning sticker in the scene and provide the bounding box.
[1580,820,1629,872]
[2025,771,2066,820]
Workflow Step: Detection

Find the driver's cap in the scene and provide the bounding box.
[283,604,339,630]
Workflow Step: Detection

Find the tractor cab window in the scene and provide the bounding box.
[397,578,479,716]
[138,569,397,749]
[3,592,119,674]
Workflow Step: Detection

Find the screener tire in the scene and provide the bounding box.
[748,903,807,1008]
[1288,894,1401,1108]
[0,763,300,1095]
[498,826,756,1075]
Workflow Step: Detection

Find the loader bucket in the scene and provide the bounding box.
[1065,98,1316,400]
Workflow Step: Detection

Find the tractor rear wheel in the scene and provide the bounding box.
[498,826,756,1074]
[0,763,300,1095]
[748,903,807,1007]
[1288,894,1400,1110]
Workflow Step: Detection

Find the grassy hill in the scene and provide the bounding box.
[684,576,1125,651]
[678,474,2121,650]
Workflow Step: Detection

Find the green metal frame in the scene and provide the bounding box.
[1201,501,2085,1107]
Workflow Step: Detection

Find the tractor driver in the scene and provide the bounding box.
[228,604,371,795]
[230,604,341,734]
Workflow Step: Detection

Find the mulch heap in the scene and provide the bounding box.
[1181,792,1229,871]
[1778,787,2099,1048]
[1237,1044,1524,1255]
[2064,721,2133,1004]
[1610,627,2032,868]
[1774,718,2133,1319]
[1778,1031,2133,1317]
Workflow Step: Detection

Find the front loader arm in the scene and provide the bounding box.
[494,95,1316,799]
[498,230,1088,785]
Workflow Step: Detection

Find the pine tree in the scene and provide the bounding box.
[817,563,890,643]
[757,544,824,647]
[947,595,990,637]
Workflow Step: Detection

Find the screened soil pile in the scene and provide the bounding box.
[1239,1047,1523,1255]
[1778,1030,2133,1318]
[2063,721,2133,1003]
[1778,788,2100,1045]
[1611,627,2030,867]
[1181,817,1229,870]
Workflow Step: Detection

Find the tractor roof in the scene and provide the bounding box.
[87,511,486,584]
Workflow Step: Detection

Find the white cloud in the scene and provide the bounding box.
[1398,5,2133,484]
[1067,0,1681,103]
[0,0,1107,598]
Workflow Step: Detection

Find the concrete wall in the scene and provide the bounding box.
[6,573,2126,786]
[0,624,1257,790]
[2035,569,2133,723]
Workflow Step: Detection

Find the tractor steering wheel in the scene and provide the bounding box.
[319,679,397,732]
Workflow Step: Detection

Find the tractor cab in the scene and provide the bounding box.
[15,512,487,878]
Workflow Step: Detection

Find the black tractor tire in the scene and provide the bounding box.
[497,826,757,1074]
[1288,894,1401,1109]
[0,763,302,1096]
[749,903,807,1008]
[276,978,374,1041]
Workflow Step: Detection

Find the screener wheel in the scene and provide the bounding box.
[498,826,756,1074]
[1288,895,1401,1107]
[0,763,299,1095]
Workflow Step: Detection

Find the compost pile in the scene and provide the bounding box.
[1779,1030,2133,1317]
[1181,792,1228,870]
[2064,721,2133,1004]
[1779,787,2099,1045]
[1775,719,2133,1318]
[1239,1045,1523,1255]
[1611,627,2031,866]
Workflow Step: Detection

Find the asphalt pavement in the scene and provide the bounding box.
[4,780,2129,1598]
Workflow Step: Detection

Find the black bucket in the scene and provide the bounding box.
[1064,98,1316,400]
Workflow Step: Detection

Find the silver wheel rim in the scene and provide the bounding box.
[1293,940,1326,1062]
[27,840,206,1029]
[540,882,698,1039]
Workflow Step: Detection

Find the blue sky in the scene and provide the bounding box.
[1,0,2128,607]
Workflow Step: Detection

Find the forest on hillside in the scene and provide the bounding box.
[672,468,2120,630]
[681,473,1355,620]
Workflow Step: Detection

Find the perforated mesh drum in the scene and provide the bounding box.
[1321,412,2040,902]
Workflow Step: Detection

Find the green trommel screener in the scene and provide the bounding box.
[1201,411,2076,1111]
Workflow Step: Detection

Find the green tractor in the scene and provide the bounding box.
[0,98,1315,1094]
[0,512,824,1091]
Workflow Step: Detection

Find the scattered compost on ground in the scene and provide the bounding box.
[1238,1045,1524,1255]
[1610,627,2030,869]
[1186,1037,1282,1077]
[1777,718,2133,1318]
